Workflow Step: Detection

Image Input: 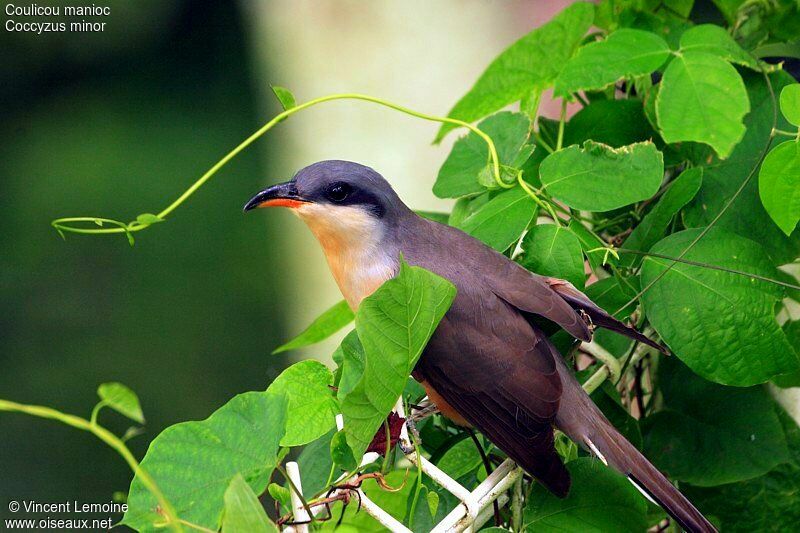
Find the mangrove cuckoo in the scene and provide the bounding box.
[245,160,715,533]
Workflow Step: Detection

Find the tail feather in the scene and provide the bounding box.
[544,277,669,354]
[555,357,716,533]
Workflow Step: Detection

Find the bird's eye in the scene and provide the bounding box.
[326,182,351,202]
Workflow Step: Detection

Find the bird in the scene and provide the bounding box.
[244,160,716,533]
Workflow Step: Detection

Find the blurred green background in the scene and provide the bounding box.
[0,1,291,508]
[0,0,569,519]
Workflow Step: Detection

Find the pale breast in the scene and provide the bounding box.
[295,203,398,310]
[326,249,396,309]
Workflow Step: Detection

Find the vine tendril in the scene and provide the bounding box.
[51,94,502,243]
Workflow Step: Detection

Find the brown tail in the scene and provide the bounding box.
[554,358,716,533]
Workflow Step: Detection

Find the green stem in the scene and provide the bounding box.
[52,93,503,237]
[407,424,425,529]
[556,99,567,151]
[0,399,181,533]
[532,130,555,154]
[275,463,315,522]
[381,419,393,473]
[517,174,561,226]
[582,339,655,395]
[89,400,107,426]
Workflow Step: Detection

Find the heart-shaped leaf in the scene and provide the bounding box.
[554,29,670,97]
[341,261,456,460]
[656,51,749,158]
[640,228,799,385]
[643,358,790,486]
[457,187,536,252]
[97,382,144,424]
[123,392,287,532]
[539,141,664,211]
[679,24,758,68]
[222,474,278,533]
[519,224,585,288]
[780,84,800,126]
[524,458,648,532]
[266,360,337,447]
[758,140,800,236]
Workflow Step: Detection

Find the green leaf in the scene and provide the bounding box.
[448,193,490,227]
[436,438,484,480]
[456,187,536,252]
[656,51,750,158]
[335,330,366,401]
[273,300,353,354]
[759,140,800,236]
[342,261,456,460]
[135,213,164,225]
[123,392,287,532]
[679,24,758,68]
[330,429,357,471]
[267,482,291,510]
[416,211,450,224]
[292,430,335,498]
[640,228,800,386]
[620,167,703,267]
[434,112,531,198]
[524,457,648,532]
[568,219,614,273]
[563,98,656,148]
[271,86,296,110]
[539,141,664,211]
[434,2,594,142]
[683,409,800,532]
[643,358,789,486]
[684,70,800,264]
[266,360,337,447]
[222,474,278,533]
[665,0,695,18]
[519,224,585,288]
[773,321,800,388]
[554,29,670,97]
[97,382,144,424]
[426,490,440,519]
[780,84,800,126]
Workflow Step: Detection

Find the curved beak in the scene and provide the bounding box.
[243,181,309,211]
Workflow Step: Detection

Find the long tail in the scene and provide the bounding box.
[554,358,716,533]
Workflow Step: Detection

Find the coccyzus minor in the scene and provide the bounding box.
[245,160,716,533]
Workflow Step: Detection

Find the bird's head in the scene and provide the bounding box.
[244,160,409,248]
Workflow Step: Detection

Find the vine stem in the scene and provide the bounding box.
[582,338,656,395]
[556,98,567,152]
[517,174,561,226]
[617,248,800,291]
[52,93,502,236]
[0,399,182,533]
